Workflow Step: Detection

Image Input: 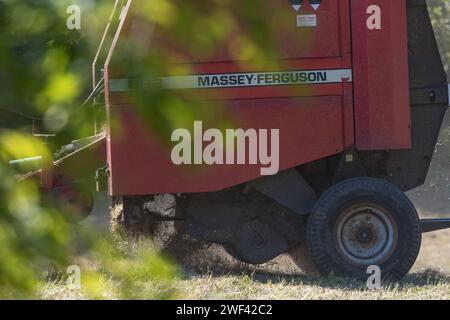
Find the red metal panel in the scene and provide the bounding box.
[105,0,354,196]
[338,0,355,149]
[149,0,342,63]
[351,0,411,150]
[107,97,345,195]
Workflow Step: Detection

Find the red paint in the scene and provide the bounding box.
[107,97,344,195]
[351,0,411,150]
[102,0,411,196]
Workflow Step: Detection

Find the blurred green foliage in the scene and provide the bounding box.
[0,0,275,299]
[0,0,180,299]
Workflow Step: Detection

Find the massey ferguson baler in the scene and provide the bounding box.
[20,0,450,280]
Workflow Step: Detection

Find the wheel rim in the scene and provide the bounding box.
[335,204,398,266]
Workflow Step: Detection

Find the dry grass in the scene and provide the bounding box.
[170,227,450,300]
[175,271,450,300]
[40,226,450,300]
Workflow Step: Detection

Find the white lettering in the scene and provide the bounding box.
[171,122,280,176]
[367,5,382,30]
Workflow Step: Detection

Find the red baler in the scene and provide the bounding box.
[21,0,450,279]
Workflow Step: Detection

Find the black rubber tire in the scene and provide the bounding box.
[307,177,421,281]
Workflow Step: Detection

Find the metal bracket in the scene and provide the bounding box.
[95,164,109,192]
[250,168,317,215]
[410,85,449,106]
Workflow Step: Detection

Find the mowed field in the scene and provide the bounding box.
[41,225,450,300]
[171,229,450,300]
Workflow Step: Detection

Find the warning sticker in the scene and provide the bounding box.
[109,69,352,92]
[297,14,317,27]
[289,0,322,12]
[289,0,304,12]
[309,0,322,11]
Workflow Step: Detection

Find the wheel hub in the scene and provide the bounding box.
[356,227,374,243]
[336,206,397,265]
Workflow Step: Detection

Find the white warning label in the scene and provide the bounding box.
[109,69,352,92]
[297,14,317,27]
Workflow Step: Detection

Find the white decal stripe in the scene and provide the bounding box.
[109,69,353,92]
